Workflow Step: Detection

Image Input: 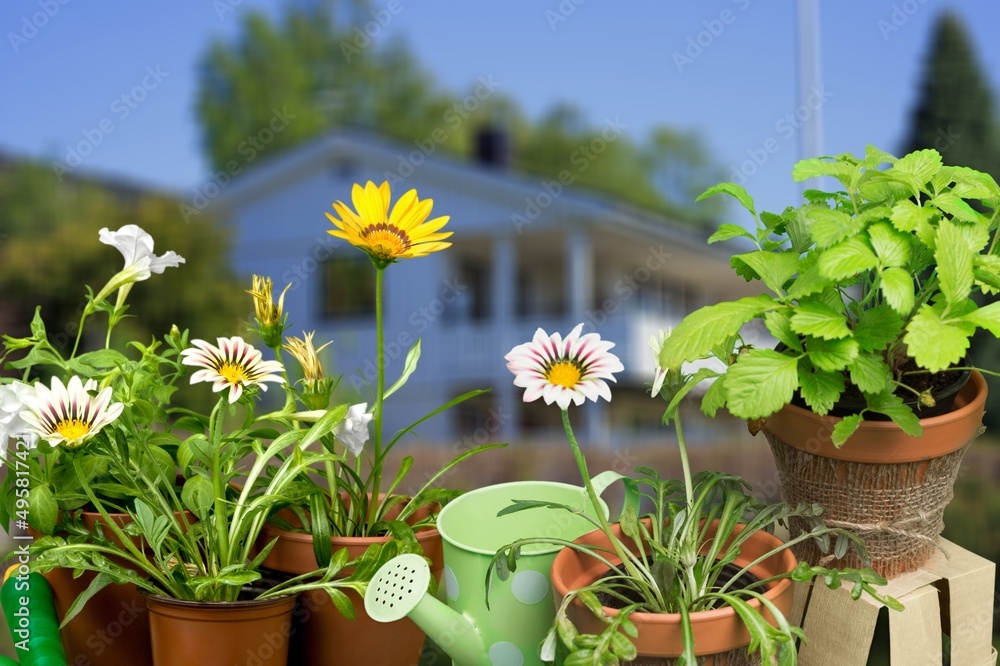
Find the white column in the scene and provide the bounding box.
[567,230,592,325]
[797,0,824,193]
[492,236,519,441]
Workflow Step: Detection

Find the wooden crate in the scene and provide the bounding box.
[791,538,996,665]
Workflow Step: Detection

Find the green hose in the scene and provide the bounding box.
[1,569,66,666]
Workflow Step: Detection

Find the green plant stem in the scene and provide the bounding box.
[208,399,230,571]
[70,307,90,359]
[674,414,694,507]
[324,458,342,533]
[368,267,387,533]
[560,409,648,586]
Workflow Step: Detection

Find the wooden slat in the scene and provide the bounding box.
[798,584,878,666]
[888,585,941,665]
[922,541,996,664]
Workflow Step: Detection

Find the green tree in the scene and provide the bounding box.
[903,11,999,174]
[902,11,1000,429]
[195,5,722,229]
[0,163,245,360]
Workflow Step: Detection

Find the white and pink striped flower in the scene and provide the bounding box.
[19,376,123,449]
[505,324,624,410]
[181,336,284,404]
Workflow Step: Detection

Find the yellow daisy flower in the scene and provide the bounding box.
[325,181,452,263]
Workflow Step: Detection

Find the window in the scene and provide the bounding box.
[320,255,376,319]
[444,258,491,323]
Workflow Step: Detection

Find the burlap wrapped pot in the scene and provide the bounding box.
[763,371,987,579]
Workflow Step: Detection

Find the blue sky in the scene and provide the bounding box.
[2,1,999,217]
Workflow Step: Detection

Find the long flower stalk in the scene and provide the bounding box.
[368,266,386,531]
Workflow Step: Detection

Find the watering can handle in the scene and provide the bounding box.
[589,470,641,520]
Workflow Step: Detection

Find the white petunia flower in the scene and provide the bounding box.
[99,224,185,282]
[334,403,372,456]
[0,382,36,458]
[505,323,624,410]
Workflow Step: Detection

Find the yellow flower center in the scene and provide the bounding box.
[54,419,90,442]
[219,362,249,384]
[546,360,583,389]
[362,223,410,259]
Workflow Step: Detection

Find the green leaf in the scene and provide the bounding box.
[949,166,1000,205]
[880,267,915,316]
[28,484,58,535]
[765,310,802,351]
[808,208,863,248]
[60,572,114,628]
[300,403,351,448]
[893,148,942,186]
[181,475,214,520]
[660,295,779,368]
[849,353,893,394]
[731,251,799,294]
[936,220,974,307]
[793,157,854,186]
[708,223,755,244]
[868,222,911,268]
[963,301,1000,336]
[903,304,973,372]
[853,306,903,352]
[951,220,990,253]
[930,192,980,223]
[724,349,799,419]
[29,307,47,339]
[890,199,934,233]
[790,301,851,340]
[786,208,813,254]
[806,337,859,372]
[861,145,898,168]
[865,392,923,437]
[697,182,757,220]
[68,349,129,373]
[700,375,727,418]
[384,339,421,400]
[818,237,879,281]
[832,414,863,447]
[787,253,831,299]
[798,365,845,415]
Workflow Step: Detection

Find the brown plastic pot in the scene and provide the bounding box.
[144,593,297,666]
[550,520,797,662]
[34,508,194,666]
[764,371,987,577]
[259,498,443,666]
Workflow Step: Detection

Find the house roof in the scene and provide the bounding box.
[211,130,736,260]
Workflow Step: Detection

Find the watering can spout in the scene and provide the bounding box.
[365,553,486,666]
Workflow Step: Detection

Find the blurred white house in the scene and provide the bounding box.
[212,130,759,446]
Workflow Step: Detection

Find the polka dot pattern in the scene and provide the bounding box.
[489,641,524,666]
[510,570,549,605]
[443,565,460,601]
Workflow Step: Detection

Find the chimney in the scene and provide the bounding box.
[474,125,509,169]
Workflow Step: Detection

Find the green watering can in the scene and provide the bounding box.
[0,568,68,666]
[365,472,626,666]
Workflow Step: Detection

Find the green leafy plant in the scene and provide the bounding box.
[0,221,457,621]
[660,146,1000,444]
[490,325,900,664]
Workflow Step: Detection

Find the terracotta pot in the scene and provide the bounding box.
[144,593,297,666]
[259,499,443,666]
[37,508,196,666]
[763,371,987,578]
[551,520,797,664]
